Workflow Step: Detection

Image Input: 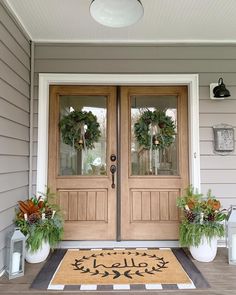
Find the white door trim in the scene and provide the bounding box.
[37,73,200,195]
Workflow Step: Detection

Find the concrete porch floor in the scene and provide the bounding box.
[0,248,235,295]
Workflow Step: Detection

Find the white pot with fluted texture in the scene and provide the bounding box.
[25,240,50,263]
[189,236,218,262]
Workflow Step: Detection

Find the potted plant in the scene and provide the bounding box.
[177,186,227,262]
[15,189,63,263]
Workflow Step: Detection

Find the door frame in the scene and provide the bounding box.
[37,74,200,197]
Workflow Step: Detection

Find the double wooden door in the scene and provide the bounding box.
[48,85,188,240]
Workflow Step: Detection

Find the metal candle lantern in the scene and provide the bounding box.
[6,228,26,279]
[227,206,236,265]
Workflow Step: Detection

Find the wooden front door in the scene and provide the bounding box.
[48,85,188,240]
[120,86,188,240]
[48,86,117,240]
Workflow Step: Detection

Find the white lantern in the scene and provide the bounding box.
[227,206,236,264]
[6,228,26,279]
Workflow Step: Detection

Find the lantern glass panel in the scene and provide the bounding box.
[228,227,236,264]
[12,240,23,273]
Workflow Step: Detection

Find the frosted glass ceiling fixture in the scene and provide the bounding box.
[90,0,144,28]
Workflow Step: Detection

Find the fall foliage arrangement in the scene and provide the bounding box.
[177,186,227,247]
[15,189,63,251]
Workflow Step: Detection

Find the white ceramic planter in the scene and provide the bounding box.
[25,240,50,263]
[189,236,218,262]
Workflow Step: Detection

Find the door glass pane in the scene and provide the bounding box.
[59,95,107,176]
[130,95,178,176]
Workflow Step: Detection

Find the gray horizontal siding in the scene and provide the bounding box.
[200,114,236,127]
[201,184,236,197]
[34,59,236,73]
[0,5,30,55]
[0,156,29,173]
[0,187,28,213]
[0,24,30,68]
[0,225,13,251]
[200,128,215,140]
[201,156,236,169]
[35,44,236,60]
[0,60,29,97]
[200,99,236,113]
[0,117,29,141]
[0,98,29,126]
[200,142,236,156]
[216,198,236,209]
[0,171,28,193]
[201,170,236,184]
[0,42,30,82]
[33,43,236,211]
[0,154,29,174]
[0,79,29,112]
[0,207,16,232]
[0,2,30,273]
[0,138,29,156]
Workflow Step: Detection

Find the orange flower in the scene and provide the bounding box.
[207,199,220,211]
[187,198,196,210]
[212,200,221,210]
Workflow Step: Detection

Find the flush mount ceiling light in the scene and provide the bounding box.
[90,0,144,28]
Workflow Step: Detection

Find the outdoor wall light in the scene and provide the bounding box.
[90,0,144,28]
[210,78,231,100]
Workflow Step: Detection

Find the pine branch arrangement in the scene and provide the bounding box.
[177,186,227,247]
[15,188,64,252]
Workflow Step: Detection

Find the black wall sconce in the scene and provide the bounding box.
[210,78,231,100]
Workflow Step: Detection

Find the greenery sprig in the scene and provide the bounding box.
[134,109,176,150]
[59,110,101,151]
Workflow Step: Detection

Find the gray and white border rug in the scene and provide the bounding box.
[31,248,210,291]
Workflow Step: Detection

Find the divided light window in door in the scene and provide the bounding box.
[59,95,107,176]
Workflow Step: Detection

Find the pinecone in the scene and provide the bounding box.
[207,214,215,221]
[184,210,195,222]
[45,208,53,219]
[28,213,40,224]
[85,133,90,139]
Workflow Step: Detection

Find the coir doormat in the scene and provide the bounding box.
[31,248,210,291]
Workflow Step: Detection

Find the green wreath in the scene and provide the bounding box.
[134,109,176,150]
[59,110,101,151]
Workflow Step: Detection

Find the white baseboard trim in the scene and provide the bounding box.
[58,240,226,249]
[218,240,226,247]
[58,240,180,249]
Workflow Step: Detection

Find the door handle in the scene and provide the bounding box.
[110,165,116,189]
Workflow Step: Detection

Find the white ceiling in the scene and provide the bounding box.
[4,0,236,43]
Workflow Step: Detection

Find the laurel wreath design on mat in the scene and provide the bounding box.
[134,109,176,150]
[72,251,169,279]
[59,110,101,151]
